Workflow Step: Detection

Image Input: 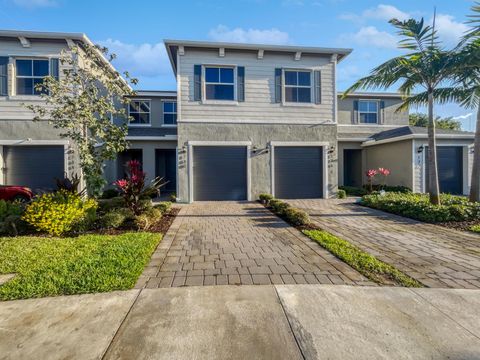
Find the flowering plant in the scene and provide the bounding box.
[378,167,391,188]
[366,169,378,193]
[115,160,167,215]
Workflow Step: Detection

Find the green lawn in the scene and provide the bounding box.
[0,232,161,301]
[303,229,423,288]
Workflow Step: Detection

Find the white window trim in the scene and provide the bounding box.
[358,99,379,124]
[282,68,314,106]
[14,57,52,96]
[162,100,177,126]
[202,64,238,104]
[269,141,330,199]
[186,141,252,203]
[128,99,151,127]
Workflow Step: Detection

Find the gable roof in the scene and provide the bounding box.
[164,39,352,74]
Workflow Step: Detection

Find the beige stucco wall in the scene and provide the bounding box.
[364,140,413,189]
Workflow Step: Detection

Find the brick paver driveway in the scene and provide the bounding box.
[290,199,480,289]
[137,202,371,288]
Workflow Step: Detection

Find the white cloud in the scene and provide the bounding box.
[340,4,410,23]
[434,14,469,47]
[340,26,398,49]
[12,0,56,8]
[208,25,289,45]
[96,39,172,79]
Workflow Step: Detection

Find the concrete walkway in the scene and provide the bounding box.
[290,199,480,289]
[137,201,371,288]
[1,285,479,359]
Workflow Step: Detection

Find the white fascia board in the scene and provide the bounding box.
[126,136,178,141]
[362,133,475,147]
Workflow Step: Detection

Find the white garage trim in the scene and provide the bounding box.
[0,139,69,145]
[186,141,252,203]
[269,141,330,199]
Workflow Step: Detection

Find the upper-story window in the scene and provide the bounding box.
[163,101,177,125]
[128,100,151,125]
[0,57,7,96]
[358,100,378,124]
[16,59,52,95]
[284,70,312,103]
[205,66,235,101]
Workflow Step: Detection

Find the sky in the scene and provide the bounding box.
[0,0,477,130]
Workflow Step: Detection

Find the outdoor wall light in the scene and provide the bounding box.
[417,145,424,153]
[328,146,335,154]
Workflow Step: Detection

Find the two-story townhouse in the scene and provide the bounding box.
[1,30,475,200]
[0,30,123,192]
[164,40,351,202]
[104,90,178,192]
[338,92,475,195]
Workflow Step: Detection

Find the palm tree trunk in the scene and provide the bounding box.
[427,90,441,205]
[469,106,480,202]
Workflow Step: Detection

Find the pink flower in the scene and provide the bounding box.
[114,179,128,188]
[366,169,377,179]
[378,168,390,176]
[127,159,141,170]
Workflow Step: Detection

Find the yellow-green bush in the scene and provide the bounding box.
[22,190,97,236]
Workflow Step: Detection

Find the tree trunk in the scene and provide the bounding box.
[427,91,441,205]
[469,106,480,202]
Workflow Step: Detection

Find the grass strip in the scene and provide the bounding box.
[303,229,423,288]
[0,232,161,301]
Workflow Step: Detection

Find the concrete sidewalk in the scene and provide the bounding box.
[1,286,479,360]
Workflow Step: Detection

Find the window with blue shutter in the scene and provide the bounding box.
[314,70,321,104]
[0,57,7,96]
[274,68,282,103]
[50,58,59,81]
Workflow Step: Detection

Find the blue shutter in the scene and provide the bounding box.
[353,100,359,124]
[379,100,385,124]
[274,68,282,103]
[0,57,8,96]
[237,66,245,102]
[50,58,59,81]
[194,65,201,101]
[314,70,321,104]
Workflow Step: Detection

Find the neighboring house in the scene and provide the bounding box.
[0,30,120,192]
[0,31,475,200]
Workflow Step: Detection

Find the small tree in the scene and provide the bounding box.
[409,113,462,130]
[26,43,137,197]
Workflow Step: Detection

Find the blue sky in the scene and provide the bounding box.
[0,0,477,130]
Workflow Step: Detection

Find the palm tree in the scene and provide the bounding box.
[343,17,455,205]
[408,3,480,202]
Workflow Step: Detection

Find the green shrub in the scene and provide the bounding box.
[361,192,480,223]
[22,190,98,236]
[153,201,172,214]
[471,224,480,233]
[259,193,274,204]
[270,200,291,215]
[339,186,367,197]
[0,200,24,221]
[337,189,347,199]
[98,196,125,212]
[134,207,162,231]
[100,208,133,229]
[169,192,177,203]
[100,189,119,199]
[0,215,31,236]
[284,207,310,226]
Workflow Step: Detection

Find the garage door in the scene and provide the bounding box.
[274,146,323,199]
[193,146,247,201]
[427,146,463,195]
[4,146,65,190]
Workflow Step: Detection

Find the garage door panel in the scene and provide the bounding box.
[193,146,247,201]
[274,146,323,199]
[4,146,65,190]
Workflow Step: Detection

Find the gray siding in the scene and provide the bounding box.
[178,49,336,124]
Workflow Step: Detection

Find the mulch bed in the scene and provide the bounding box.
[96,207,180,235]
[437,220,480,233]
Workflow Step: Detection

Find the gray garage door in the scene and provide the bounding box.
[274,146,323,199]
[193,146,247,201]
[426,146,463,195]
[4,146,65,190]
